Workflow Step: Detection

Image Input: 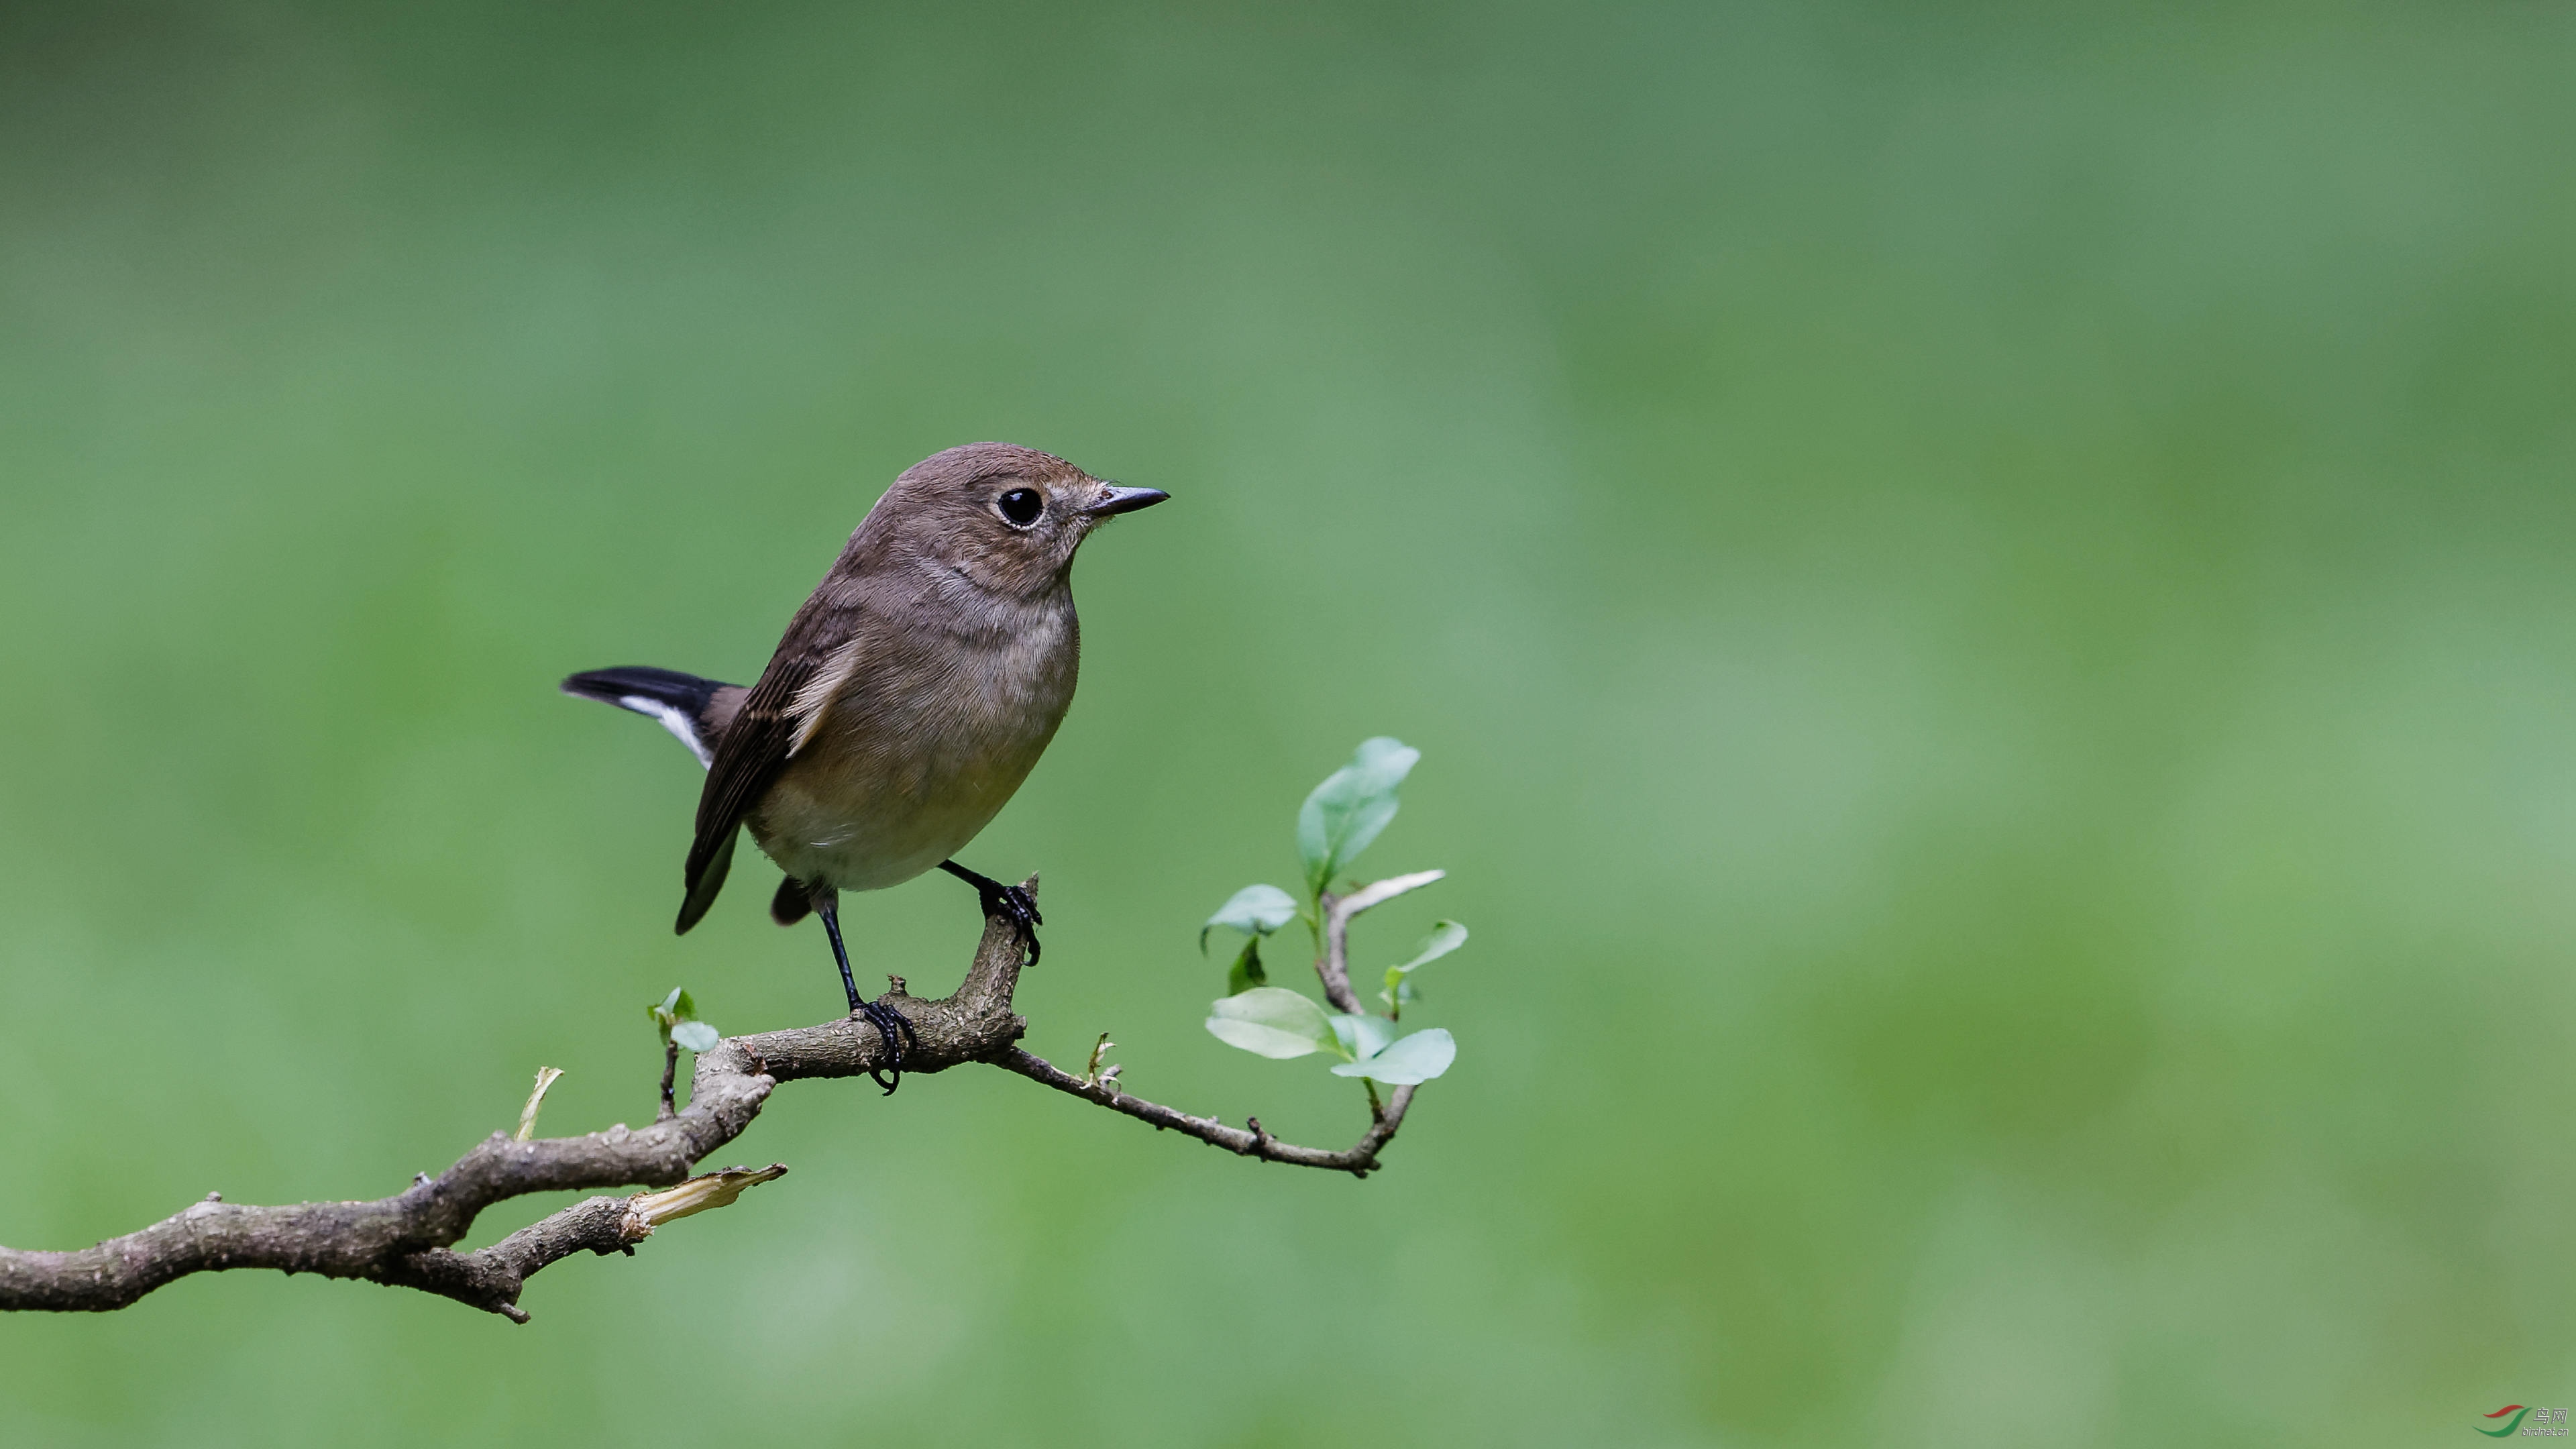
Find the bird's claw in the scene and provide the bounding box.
[855,998,919,1095]
[980,882,1044,965]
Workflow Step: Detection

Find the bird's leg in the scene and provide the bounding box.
[817,896,863,1011]
[938,859,1042,965]
[814,894,915,1094]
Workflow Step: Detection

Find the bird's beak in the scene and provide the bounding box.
[1082,484,1171,517]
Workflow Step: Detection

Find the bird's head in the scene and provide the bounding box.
[869,442,1167,598]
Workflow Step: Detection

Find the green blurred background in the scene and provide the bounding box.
[3,1,2571,1444]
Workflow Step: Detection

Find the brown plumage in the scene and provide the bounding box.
[562,442,1167,1087]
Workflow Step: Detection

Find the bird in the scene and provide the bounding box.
[561,443,1169,1091]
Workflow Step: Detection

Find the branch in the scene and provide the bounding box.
[1317,869,1444,1013]
[996,1049,1416,1177]
[0,875,1430,1321]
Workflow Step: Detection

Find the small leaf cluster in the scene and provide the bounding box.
[648,987,720,1054]
[1202,883,1298,992]
[1198,737,1464,1087]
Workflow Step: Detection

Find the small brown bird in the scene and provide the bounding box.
[563,443,1167,1089]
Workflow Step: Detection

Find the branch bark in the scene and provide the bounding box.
[0,876,1426,1322]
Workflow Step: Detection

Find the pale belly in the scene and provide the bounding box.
[745,623,1075,893]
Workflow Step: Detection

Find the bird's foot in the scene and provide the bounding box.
[979,881,1044,965]
[853,998,920,1095]
[938,860,1044,965]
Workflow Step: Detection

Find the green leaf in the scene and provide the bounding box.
[1330,1027,1456,1085]
[1296,737,1421,894]
[1328,1012,1397,1061]
[670,1020,719,1053]
[1201,884,1301,953]
[658,987,684,1016]
[672,989,697,1022]
[1391,920,1468,974]
[1226,936,1268,995]
[1205,987,1335,1059]
[1378,969,1422,1011]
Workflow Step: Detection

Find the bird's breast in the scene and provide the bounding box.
[749,604,1079,892]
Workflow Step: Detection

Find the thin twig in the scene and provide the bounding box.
[994,1049,1415,1177]
[515,1067,564,1143]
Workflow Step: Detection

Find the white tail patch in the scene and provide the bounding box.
[620,695,714,769]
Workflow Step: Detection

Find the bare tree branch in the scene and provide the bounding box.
[996,1049,1416,1175]
[0,875,1430,1322]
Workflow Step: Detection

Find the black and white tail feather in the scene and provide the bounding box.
[559,666,732,769]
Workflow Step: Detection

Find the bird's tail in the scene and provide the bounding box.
[676,827,736,934]
[560,666,735,768]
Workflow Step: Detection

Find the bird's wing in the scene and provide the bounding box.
[676,589,863,933]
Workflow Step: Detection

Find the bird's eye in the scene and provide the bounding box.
[997,488,1044,527]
